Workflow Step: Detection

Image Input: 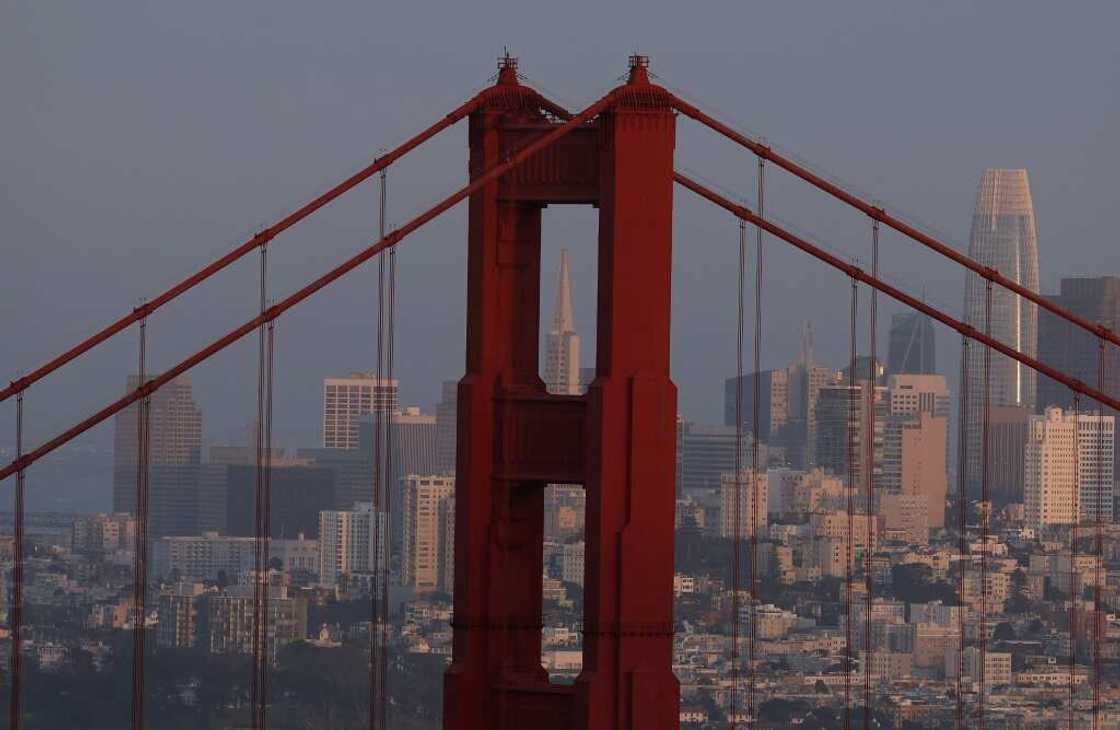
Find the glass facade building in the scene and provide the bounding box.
[959,169,1040,493]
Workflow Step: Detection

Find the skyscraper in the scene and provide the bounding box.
[723,369,789,443]
[1037,276,1120,508]
[543,249,582,395]
[1037,277,1120,410]
[882,374,950,529]
[402,474,456,592]
[960,169,1040,492]
[785,322,835,468]
[112,374,203,521]
[814,383,887,490]
[318,502,387,588]
[886,311,936,376]
[321,373,398,449]
[435,380,458,474]
[1024,407,1115,529]
[224,463,336,539]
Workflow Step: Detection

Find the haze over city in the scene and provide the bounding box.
[2,2,1119,729]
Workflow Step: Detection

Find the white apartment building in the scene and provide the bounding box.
[402,474,456,592]
[321,373,399,449]
[71,513,137,553]
[154,532,319,582]
[945,646,1012,688]
[1025,407,1115,529]
[318,502,387,588]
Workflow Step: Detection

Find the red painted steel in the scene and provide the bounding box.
[0,84,567,405]
[669,96,1120,352]
[0,89,617,484]
[443,57,679,730]
[672,172,1120,415]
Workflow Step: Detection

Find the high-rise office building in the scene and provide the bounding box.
[544,249,582,395]
[886,312,936,376]
[719,470,768,540]
[1025,407,1115,529]
[1038,277,1120,409]
[886,374,950,420]
[785,323,836,468]
[815,384,887,490]
[321,373,398,449]
[435,380,458,474]
[401,474,456,592]
[987,406,1032,505]
[880,413,948,530]
[440,494,456,593]
[880,375,950,529]
[723,369,789,444]
[390,408,439,486]
[678,422,749,494]
[318,502,387,588]
[225,464,335,539]
[960,169,1040,492]
[1037,276,1120,506]
[113,374,202,515]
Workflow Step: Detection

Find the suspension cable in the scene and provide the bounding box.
[370,163,388,730]
[956,336,970,730]
[845,273,858,730]
[9,390,25,730]
[863,219,879,729]
[747,156,764,729]
[730,214,746,729]
[978,279,993,729]
[130,313,150,730]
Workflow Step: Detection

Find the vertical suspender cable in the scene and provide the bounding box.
[863,219,879,729]
[845,275,858,730]
[379,210,397,730]
[9,391,25,730]
[955,336,970,730]
[1093,339,1105,730]
[747,157,765,727]
[258,313,275,730]
[369,164,388,730]
[978,280,993,729]
[250,241,268,730]
[130,313,150,730]
[730,215,746,729]
[1069,393,1080,729]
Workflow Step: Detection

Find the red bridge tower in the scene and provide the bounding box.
[443,56,680,730]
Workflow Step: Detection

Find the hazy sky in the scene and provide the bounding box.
[3,1,1119,465]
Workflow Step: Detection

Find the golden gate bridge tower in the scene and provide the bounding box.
[444,55,680,729]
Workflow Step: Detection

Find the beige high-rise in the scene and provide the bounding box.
[402,474,456,592]
[112,374,202,516]
[1025,407,1115,529]
[321,373,398,449]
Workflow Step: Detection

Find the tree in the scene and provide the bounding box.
[992,622,1016,641]
[889,563,957,604]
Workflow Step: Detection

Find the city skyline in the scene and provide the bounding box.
[5,6,1120,728]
